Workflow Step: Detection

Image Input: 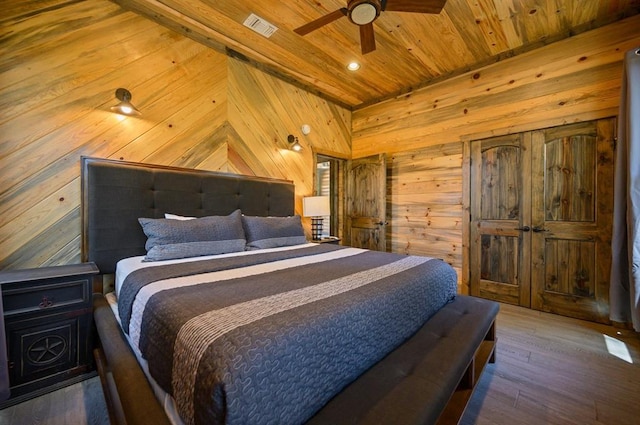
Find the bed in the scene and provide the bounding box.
[82,157,499,425]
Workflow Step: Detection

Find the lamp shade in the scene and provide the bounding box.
[303,196,330,217]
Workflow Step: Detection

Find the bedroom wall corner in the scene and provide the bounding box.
[226,58,351,222]
[0,0,351,270]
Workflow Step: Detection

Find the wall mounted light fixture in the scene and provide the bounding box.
[111,88,141,116]
[287,134,302,152]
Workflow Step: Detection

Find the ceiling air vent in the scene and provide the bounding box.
[243,13,278,38]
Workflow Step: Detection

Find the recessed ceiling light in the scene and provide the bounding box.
[347,61,361,71]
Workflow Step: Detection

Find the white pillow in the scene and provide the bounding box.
[164,213,195,220]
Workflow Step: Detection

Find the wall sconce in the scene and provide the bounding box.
[110,88,141,116]
[303,196,330,240]
[287,134,302,152]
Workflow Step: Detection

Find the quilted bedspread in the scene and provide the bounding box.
[117,244,457,425]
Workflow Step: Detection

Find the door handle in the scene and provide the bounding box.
[515,226,530,232]
[532,226,548,233]
[376,221,388,226]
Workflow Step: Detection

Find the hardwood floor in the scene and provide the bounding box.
[0,375,108,425]
[462,303,640,425]
[1,303,638,425]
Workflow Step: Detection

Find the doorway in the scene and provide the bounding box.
[315,154,344,239]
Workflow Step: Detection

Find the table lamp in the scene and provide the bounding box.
[303,196,330,241]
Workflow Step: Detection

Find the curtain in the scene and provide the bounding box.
[610,47,640,331]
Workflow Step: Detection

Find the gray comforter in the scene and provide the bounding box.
[118,244,457,425]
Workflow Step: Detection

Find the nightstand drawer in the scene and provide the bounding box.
[2,279,90,317]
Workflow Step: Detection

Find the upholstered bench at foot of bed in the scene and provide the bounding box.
[93,293,498,425]
[306,295,499,425]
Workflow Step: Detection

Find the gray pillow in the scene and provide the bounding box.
[242,215,307,250]
[138,209,246,261]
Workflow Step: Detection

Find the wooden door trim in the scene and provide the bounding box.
[462,140,471,295]
[468,141,481,298]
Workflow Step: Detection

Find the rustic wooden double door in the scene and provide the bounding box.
[469,119,615,323]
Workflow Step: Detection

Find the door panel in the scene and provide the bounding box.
[480,145,521,220]
[530,120,614,322]
[470,133,531,306]
[480,234,518,284]
[543,130,596,222]
[346,154,386,251]
[478,234,522,302]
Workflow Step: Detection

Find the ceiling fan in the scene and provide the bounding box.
[294,0,447,54]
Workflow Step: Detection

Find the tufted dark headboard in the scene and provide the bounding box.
[81,157,295,274]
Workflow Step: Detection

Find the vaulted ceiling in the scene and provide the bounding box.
[113,0,639,109]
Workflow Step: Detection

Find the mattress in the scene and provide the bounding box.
[111,243,458,425]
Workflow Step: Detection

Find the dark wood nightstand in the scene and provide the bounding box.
[311,237,341,245]
[0,262,99,407]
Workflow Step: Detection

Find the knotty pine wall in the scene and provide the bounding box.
[0,0,350,270]
[354,15,640,293]
[2,0,637,293]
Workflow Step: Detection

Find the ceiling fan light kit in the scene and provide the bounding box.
[349,1,380,25]
[294,0,447,54]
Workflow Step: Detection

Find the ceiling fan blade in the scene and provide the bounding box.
[383,0,447,14]
[360,23,376,54]
[294,8,348,35]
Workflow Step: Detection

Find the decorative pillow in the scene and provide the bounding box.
[138,209,246,261]
[242,215,307,250]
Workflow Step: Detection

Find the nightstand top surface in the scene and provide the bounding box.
[0,262,99,285]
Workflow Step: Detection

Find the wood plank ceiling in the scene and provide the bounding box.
[113,0,639,109]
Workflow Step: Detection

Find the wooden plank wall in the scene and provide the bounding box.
[387,144,464,283]
[352,15,640,157]
[355,15,640,293]
[0,0,350,271]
